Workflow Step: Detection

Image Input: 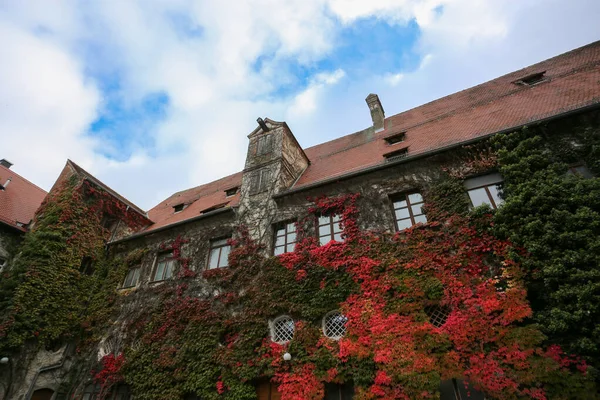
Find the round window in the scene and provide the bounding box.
[322,311,347,340]
[271,316,295,343]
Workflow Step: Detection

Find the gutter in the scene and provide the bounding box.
[109,207,235,245]
[23,343,72,400]
[273,101,600,198]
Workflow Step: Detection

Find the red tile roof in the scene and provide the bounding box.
[0,164,47,232]
[143,40,600,233]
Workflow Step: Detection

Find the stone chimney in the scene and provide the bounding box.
[366,93,385,132]
[0,159,13,169]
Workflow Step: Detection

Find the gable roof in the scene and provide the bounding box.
[141,40,600,234]
[0,164,47,232]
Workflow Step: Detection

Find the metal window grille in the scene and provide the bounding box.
[271,316,295,343]
[323,311,347,340]
[425,305,451,328]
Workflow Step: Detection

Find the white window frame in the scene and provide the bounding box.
[122,266,141,288]
[270,315,295,344]
[322,311,348,340]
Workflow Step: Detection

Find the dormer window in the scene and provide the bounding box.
[173,203,186,213]
[383,148,408,162]
[200,202,228,215]
[384,132,406,145]
[514,71,546,86]
[225,187,238,197]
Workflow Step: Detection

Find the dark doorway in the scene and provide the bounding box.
[31,388,55,400]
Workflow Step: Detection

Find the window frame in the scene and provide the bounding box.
[464,173,504,209]
[270,315,295,344]
[390,191,427,231]
[207,237,231,269]
[273,220,297,255]
[257,134,273,156]
[151,251,176,282]
[122,266,141,289]
[317,214,343,245]
[322,310,348,340]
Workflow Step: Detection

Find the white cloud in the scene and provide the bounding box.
[0,0,598,211]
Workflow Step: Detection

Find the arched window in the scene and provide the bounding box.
[322,311,347,340]
[270,316,295,344]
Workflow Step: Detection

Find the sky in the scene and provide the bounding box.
[1,0,599,210]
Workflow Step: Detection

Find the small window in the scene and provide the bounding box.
[225,187,238,197]
[383,148,408,162]
[384,132,406,145]
[173,203,186,213]
[208,238,231,269]
[425,305,450,328]
[318,214,343,245]
[273,221,297,255]
[567,164,594,179]
[80,256,95,276]
[391,192,427,231]
[465,173,503,209]
[250,168,272,195]
[322,311,347,340]
[152,252,176,282]
[271,315,294,343]
[122,267,141,288]
[514,71,546,86]
[257,134,273,156]
[324,383,354,400]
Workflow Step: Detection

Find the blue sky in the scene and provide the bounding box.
[1,0,599,209]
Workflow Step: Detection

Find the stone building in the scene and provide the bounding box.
[1,41,600,400]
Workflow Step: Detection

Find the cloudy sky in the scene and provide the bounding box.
[1,0,599,209]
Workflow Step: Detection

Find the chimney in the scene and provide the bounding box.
[0,159,13,169]
[366,94,385,132]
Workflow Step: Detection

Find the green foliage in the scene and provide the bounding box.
[493,124,600,374]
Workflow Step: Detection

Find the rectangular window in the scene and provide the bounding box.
[152,252,176,282]
[384,132,406,145]
[122,267,141,288]
[391,192,427,231]
[250,168,272,194]
[567,164,594,179]
[464,173,504,209]
[257,134,273,155]
[324,383,354,400]
[383,148,408,162]
[208,238,231,269]
[318,214,343,245]
[225,187,238,197]
[273,221,297,255]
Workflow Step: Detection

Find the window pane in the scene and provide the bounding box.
[123,270,133,287]
[164,260,174,279]
[395,208,410,220]
[287,232,296,243]
[408,193,423,203]
[275,236,286,246]
[209,248,220,269]
[318,215,330,225]
[274,246,284,256]
[220,245,231,267]
[393,199,407,208]
[154,262,165,281]
[411,204,424,216]
[333,222,343,234]
[397,218,413,231]
[488,184,503,208]
[333,232,343,242]
[287,222,296,233]
[319,224,331,236]
[468,187,492,207]
[332,214,340,223]
[320,236,331,246]
[414,214,427,224]
[275,228,285,237]
[285,243,296,253]
[132,268,140,286]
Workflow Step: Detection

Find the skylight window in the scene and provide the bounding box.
[225,187,238,197]
[383,148,408,162]
[173,203,186,213]
[514,71,547,86]
[384,132,406,145]
[200,203,228,215]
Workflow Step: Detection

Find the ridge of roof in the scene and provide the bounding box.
[66,160,150,219]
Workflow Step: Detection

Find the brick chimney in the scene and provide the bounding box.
[366,93,385,132]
